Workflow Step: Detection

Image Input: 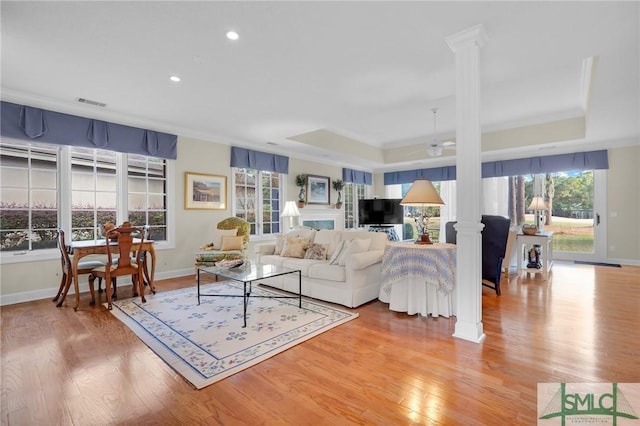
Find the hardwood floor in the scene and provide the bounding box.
[2,262,639,425]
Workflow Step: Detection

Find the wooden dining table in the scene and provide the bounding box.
[69,239,156,310]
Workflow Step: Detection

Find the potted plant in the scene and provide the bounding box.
[332,179,345,209]
[295,174,308,208]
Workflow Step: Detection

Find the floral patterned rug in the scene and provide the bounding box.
[108,281,358,389]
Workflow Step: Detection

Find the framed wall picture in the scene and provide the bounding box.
[185,172,227,210]
[306,175,330,205]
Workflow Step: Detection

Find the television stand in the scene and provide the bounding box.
[367,225,399,241]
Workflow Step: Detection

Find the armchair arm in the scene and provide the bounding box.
[345,250,384,271]
[200,242,215,250]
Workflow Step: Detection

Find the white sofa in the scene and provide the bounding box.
[254,228,388,308]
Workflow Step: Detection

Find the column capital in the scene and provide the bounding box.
[446,24,488,53]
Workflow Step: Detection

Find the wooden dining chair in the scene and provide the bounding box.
[89,223,146,310]
[96,225,153,297]
[52,229,106,308]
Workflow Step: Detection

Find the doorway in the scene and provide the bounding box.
[544,169,606,262]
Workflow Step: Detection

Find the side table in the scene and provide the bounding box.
[516,231,554,278]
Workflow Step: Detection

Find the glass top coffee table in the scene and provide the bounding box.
[197,262,302,327]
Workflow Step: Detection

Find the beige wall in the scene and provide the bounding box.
[1,140,638,305]
[606,145,640,260]
[286,157,343,206]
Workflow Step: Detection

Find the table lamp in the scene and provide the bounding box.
[528,196,546,232]
[400,179,445,244]
[281,200,301,230]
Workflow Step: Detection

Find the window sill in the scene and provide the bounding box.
[0,249,60,264]
[0,240,174,265]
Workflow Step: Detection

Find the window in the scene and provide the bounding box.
[233,168,282,235]
[0,139,171,258]
[127,154,167,241]
[0,140,58,251]
[70,147,117,241]
[344,183,365,229]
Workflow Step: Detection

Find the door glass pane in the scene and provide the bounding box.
[545,171,595,253]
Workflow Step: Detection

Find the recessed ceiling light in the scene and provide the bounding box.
[169,75,181,82]
[226,31,239,41]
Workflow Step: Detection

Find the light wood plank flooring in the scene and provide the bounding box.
[2,261,639,425]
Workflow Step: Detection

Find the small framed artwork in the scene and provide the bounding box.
[185,172,227,210]
[306,175,330,205]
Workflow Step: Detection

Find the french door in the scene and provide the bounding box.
[550,169,606,262]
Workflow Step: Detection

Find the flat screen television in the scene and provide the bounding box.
[358,198,404,226]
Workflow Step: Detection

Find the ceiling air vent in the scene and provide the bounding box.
[76,97,106,107]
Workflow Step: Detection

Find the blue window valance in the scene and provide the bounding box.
[342,168,372,185]
[230,146,289,174]
[482,150,608,178]
[384,166,457,185]
[1,101,178,159]
[384,150,608,184]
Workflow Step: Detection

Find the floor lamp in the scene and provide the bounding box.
[400,179,445,244]
[281,201,301,231]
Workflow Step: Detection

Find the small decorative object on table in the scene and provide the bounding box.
[215,259,244,269]
[414,216,433,244]
[522,224,537,235]
[527,246,542,269]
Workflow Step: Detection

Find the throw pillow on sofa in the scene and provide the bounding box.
[328,240,347,265]
[304,243,328,260]
[313,229,342,258]
[281,236,309,258]
[275,234,287,255]
[338,238,371,266]
[287,227,317,242]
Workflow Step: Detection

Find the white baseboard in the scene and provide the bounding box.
[606,257,640,266]
[0,268,196,307]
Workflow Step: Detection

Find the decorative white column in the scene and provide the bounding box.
[446,24,488,343]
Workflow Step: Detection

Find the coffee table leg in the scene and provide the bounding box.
[298,270,302,308]
[243,281,249,328]
[197,268,201,305]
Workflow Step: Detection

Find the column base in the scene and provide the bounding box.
[453,321,486,343]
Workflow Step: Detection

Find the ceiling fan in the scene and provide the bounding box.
[425,108,456,157]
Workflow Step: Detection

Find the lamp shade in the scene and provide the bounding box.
[281,201,301,217]
[528,196,546,211]
[400,179,445,206]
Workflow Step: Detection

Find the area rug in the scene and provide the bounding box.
[107,282,358,389]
